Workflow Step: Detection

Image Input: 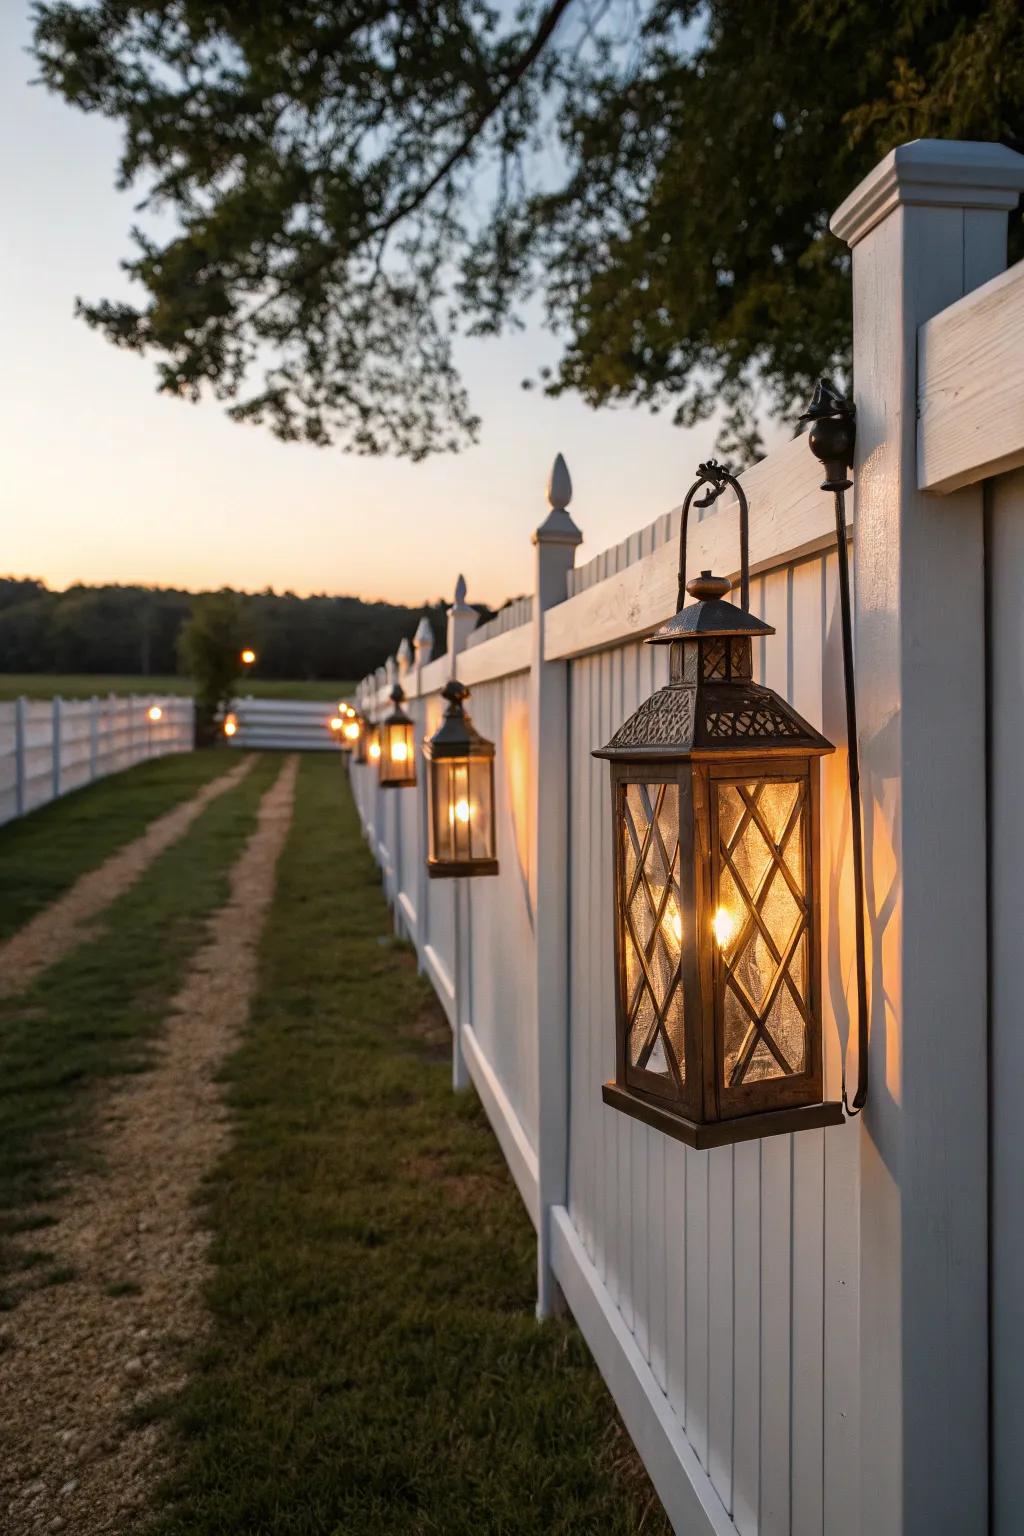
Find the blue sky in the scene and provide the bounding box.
[1,4,779,609]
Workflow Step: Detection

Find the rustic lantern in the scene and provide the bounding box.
[379,684,416,788]
[594,461,844,1148]
[341,713,362,751]
[423,680,498,878]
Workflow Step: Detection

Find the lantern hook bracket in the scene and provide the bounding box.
[800,379,868,1116]
[677,459,750,613]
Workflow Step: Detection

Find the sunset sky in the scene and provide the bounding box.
[2,5,782,611]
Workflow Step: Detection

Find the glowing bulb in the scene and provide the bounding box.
[671,910,682,944]
[224,716,237,738]
[449,798,472,825]
[241,648,256,665]
[391,740,409,763]
[147,705,162,722]
[343,720,360,741]
[329,716,343,732]
[369,740,381,761]
[713,906,736,950]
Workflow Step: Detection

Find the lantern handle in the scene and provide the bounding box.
[678,460,749,613]
[800,379,868,1116]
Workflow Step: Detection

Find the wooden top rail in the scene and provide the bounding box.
[544,432,841,661]
[918,256,1024,494]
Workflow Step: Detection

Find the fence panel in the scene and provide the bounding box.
[0,695,194,828]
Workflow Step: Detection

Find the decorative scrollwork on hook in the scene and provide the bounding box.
[677,460,749,612]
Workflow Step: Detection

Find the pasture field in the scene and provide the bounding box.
[0,674,356,702]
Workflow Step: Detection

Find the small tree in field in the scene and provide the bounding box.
[177,594,242,746]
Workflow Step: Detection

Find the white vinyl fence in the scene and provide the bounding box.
[349,140,1024,1536]
[222,696,344,752]
[0,694,193,827]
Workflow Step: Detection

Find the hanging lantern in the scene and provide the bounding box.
[594,461,844,1148]
[379,684,416,788]
[423,681,498,878]
[341,713,362,751]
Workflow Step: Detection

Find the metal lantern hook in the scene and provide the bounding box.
[800,379,868,1115]
[677,459,750,613]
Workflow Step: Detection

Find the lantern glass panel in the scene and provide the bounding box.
[429,756,495,866]
[380,720,416,785]
[715,775,810,1091]
[620,781,685,1089]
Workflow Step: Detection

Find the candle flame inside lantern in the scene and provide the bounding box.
[369,740,381,760]
[329,716,343,732]
[391,740,408,762]
[448,798,472,825]
[343,720,360,741]
[224,716,238,738]
[713,906,736,950]
[241,648,256,665]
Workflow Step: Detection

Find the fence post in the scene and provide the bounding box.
[443,577,480,1090]
[413,615,435,977]
[530,454,582,1318]
[15,696,26,817]
[51,695,62,803]
[834,139,1024,1533]
[89,696,99,780]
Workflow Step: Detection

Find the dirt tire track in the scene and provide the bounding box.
[0,753,299,1536]
[0,756,255,1002]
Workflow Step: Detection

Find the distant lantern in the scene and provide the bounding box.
[147,704,162,723]
[342,714,361,749]
[329,715,344,734]
[241,648,256,666]
[423,681,498,878]
[224,713,238,738]
[379,685,416,788]
[367,724,382,764]
[593,461,844,1149]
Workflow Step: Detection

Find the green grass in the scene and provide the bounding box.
[0,750,241,945]
[0,675,355,702]
[0,754,283,1294]
[145,755,669,1536]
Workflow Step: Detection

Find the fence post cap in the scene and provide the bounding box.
[536,453,582,546]
[832,137,1024,248]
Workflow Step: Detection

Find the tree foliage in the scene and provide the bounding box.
[32,0,1024,460]
[0,577,487,681]
[176,591,244,742]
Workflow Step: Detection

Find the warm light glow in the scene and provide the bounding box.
[391,739,409,762]
[343,720,360,741]
[329,716,343,732]
[448,797,473,825]
[713,906,736,950]
[147,704,162,722]
[241,648,256,665]
[671,910,682,944]
[224,716,238,738]
[369,740,381,761]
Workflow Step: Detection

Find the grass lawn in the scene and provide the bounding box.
[146,754,670,1536]
[0,751,240,945]
[0,753,282,1296]
[0,674,356,702]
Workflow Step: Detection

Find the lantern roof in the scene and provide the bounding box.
[424,680,495,760]
[384,683,411,725]
[647,571,774,645]
[594,677,832,759]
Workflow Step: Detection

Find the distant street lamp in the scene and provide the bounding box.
[241,648,257,667]
[224,713,238,739]
[147,704,162,722]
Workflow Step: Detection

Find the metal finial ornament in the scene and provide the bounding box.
[801,379,867,1114]
[677,460,750,612]
[547,452,573,510]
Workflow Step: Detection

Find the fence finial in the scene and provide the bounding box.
[536,454,583,547]
[451,573,474,614]
[447,573,478,673]
[397,637,413,676]
[413,614,434,667]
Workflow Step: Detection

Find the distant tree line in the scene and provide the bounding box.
[0,578,498,681]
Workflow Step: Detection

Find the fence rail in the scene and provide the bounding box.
[348,140,1024,1536]
[0,695,193,827]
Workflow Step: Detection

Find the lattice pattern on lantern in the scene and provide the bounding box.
[716,779,809,1088]
[705,701,805,739]
[621,783,685,1089]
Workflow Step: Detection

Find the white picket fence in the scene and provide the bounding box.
[350,140,1024,1536]
[0,694,193,827]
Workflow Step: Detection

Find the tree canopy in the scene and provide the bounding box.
[32,0,1024,460]
[0,577,493,680]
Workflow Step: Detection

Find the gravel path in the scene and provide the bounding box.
[0,754,299,1536]
[0,756,255,1003]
